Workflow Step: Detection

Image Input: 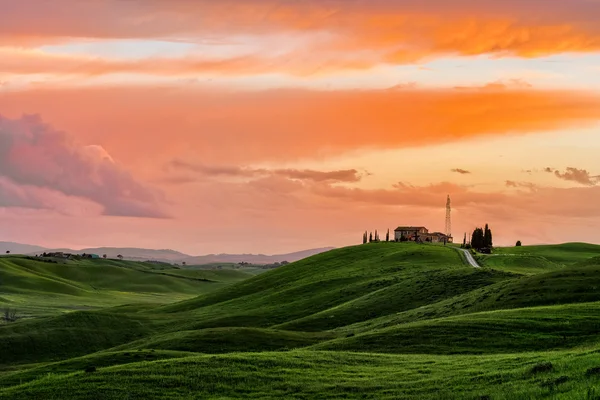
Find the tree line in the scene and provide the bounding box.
[362,229,390,244]
[461,223,493,251]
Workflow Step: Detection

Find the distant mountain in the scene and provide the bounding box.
[9,242,335,265]
[0,241,47,255]
[181,247,336,265]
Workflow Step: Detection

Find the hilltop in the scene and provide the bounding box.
[0,242,599,399]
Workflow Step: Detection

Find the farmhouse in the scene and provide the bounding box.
[394,226,452,243]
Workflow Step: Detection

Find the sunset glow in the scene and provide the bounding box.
[1,0,600,253]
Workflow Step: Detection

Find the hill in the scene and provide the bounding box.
[1,241,600,398]
[0,256,252,318]
[4,241,335,265]
[0,242,46,255]
[180,247,336,265]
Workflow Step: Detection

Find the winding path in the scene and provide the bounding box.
[459,249,481,268]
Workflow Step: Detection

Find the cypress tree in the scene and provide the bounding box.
[369,232,373,243]
[462,233,467,248]
[483,224,491,248]
[471,228,485,250]
[386,229,390,242]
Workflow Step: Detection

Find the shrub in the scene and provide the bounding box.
[586,367,600,377]
[516,241,522,247]
[540,375,568,388]
[530,362,553,374]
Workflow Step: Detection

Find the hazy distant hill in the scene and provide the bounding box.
[0,241,47,255]
[181,247,336,265]
[41,247,191,262]
[9,242,335,265]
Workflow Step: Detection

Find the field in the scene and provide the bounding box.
[1,242,600,399]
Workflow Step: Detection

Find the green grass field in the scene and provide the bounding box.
[1,242,599,398]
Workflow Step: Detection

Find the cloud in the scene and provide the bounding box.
[167,160,364,183]
[2,86,598,166]
[2,0,600,75]
[505,180,538,191]
[451,168,471,174]
[0,114,167,217]
[551,167,600,186]
[306,178,600,219]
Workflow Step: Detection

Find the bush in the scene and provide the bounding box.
[540,375,568,388]
[586,367,600,377]
[2,308,18,323]
[516,241,522,247]
[530,362,553,374]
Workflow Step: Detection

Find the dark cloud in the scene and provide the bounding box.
[451,168,471,174]
[167,160,364,183]
[551,167,600,186]
[505,180,538,191]
[0,114,167,217]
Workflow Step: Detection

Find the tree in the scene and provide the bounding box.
[182,261,187,266]
[117,254,123,260]
[103,254,107,259]
[386,229,390,242]
[462,233,467,248]
[369,232,373,243]
[516,240,522,247]
[484,224,493,248]
[5,251,9,254]
[471,228,485,250]
[375,230,379,242]
[362,231,367,244]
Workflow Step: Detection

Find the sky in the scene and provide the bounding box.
[1,0,600,254]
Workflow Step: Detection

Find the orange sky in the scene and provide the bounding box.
[1,0,600,253]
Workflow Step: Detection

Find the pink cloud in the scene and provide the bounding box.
[0,114,167,217]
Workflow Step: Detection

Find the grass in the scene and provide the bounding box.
[1,241,600,398]
[3,350,600,399]
[490,243,600,266]
[115,327,336,354]
[0,256,250,317]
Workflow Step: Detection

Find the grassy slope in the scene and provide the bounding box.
[115,327,335,354]
[0,256,251,317]
[0,311,153,365]
[4,350,600,400]
[1,242,600,398]
[0,350,194,388]
[344,262,600,334]
[315,301,600,354]
[156,244,509,330]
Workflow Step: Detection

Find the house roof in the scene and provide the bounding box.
[394,226,427,231]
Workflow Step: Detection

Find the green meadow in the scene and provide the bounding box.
[1,242,600,399]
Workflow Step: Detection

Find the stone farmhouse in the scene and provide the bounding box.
[394,226,452,243]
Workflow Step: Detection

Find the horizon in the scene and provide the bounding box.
[1,0,600,254]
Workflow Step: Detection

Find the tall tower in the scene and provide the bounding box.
[445,195,452,237]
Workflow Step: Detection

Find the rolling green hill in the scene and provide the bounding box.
[1,241,600,399]
[0,256,251,317]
